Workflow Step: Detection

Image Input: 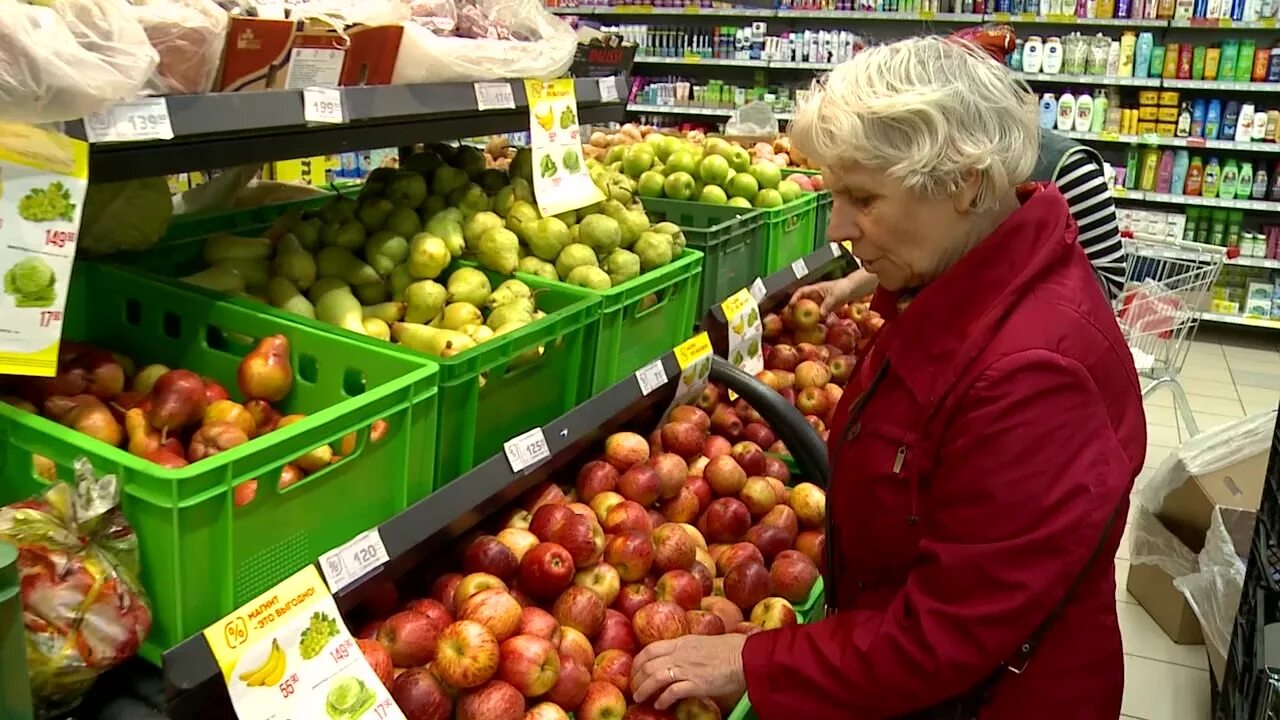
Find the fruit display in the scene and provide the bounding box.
[0,336,383,505]
[348,407,827,720]
[585,124,822,174]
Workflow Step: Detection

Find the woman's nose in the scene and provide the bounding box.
[828,201,861,244]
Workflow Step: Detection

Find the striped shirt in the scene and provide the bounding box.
[1051,148,1126,303]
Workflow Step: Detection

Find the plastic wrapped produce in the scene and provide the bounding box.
[0,0,158,124]
[0,459,152,718]
[131,0,229,95]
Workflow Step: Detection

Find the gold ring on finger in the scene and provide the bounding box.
[667,667,676,682]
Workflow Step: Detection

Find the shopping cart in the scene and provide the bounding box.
[1115,231,1226,438]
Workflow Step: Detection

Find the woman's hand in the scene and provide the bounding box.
[791,268,877,315]
[631,633,748,710]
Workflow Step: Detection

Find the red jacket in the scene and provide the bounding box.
[741,185,1146,719]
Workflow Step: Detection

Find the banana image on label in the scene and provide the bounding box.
[238,639,287,688]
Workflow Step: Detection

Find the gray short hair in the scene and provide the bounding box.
[789,36,1041,211]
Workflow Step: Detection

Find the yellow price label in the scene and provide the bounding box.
[614,5,652,12]
[1113,187,1128,198]
[1140,132,1161,145]
[683,5,701,12]
[684,54,702,63]
[675,332,712,370]
[918,9,935,18]
[720,288,754,321]
[1048,13,1077,21]
[202,566,329,679]
[1099,130,1120,141]
[1220,18,1232,26]
[992,11,1011,20]
[1261,17,1276,26]
[1019,11,1038,19]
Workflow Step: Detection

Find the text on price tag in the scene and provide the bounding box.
[83,98,174,143]
[475,82,517,111]
[318,530,390,592]
[749,277,767,302]
[675,331,713,369]
[791,257,809,279]
[302,86,344,124]
[599,77,620,103]
[635,358,669,396]
[505,426,551,472]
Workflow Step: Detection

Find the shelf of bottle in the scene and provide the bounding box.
[1227,255,1280,269]
[549,5,1276,25]
[635,54,771,66]
[1062,130,1280,153]
[1016,71,1163,86]
[627,102,797,119]
[1113,187,1280,212]
[1169,16,1279,27]
[1198,311,1280,329]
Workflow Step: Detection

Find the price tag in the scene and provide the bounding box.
[474,82,517,111]
[1186,136,1207,147]
[791,257,809,278]
[674,332,712,370]
[832,242,844,259]
[504,426,551,472]
[1099,130,1120,141]
[992,11,1011,20]
[684,54,702,63]
[318,529,390,592]
[683,4,701,12]
[749,276,767,302]
[918,9,935,18]
[1019,11,1038,19]
[1261,17,1276,27]
[1220,17,1233,26]
[1047,13,1077,21]
[302,86,344,125]
[635,358,669,396]
[599,76,620,103]
[1113,186,1128,198]
[83,98,174,143]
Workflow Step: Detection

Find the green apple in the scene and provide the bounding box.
[727,196,754,209]
[698,155,731,187]
[698,184,729,204]
[637,170,666,198]
[728,146,751,172]
[726,173,760,201]
[749,161,783,190]
[778,179,803,203]
[666,150,698,177]
[622,145,655,178]
[705,137,732,158]
[753,188,784,208]
[663,171,697,201]
[657,136,682,162]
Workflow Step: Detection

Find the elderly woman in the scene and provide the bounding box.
[632,36,1146,719]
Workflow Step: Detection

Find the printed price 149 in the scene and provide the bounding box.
[45,230,76,248]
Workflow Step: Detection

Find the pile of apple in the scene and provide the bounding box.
[351,410,827,720]
[583,125,822,172]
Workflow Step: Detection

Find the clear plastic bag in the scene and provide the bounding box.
[0,0,158,124]
[1139,409,1277,514]
[391,0,576,83]
[130,0,229,95]
[1174,506,1246,670]
[725,101,780,138]
[0,459,152,719]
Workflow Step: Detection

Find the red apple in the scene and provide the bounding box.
[791,298,821,329]
[685,477,713,512]
[594,609,638,654]
[715,542,765,576]
[528,702,573,720]
[613,582,657,619]
[724,562,771,611]
[518,606,562,645]
[656,569,703,611]
[392,666,453,720]
[740,423,777,451]
[558,625,595,669]
[604,500,653,535]
[829,354,854,383]
[523,482,566,513]
[771,553,820,603]
[357,638,393,688]
[704,456,747,497]
[574,562,622,607]
[618,464,662,507]
[795,324,828,346]
[432,573,464,613]
[789,483,826,528]
[624,704,675,720]
[497,528,541,564]
[530,503,574,541]
[457,679,525,720]
[545,654,591,710]
[702,498,752,543]
[649,428,664,454]
[459,587,523,642]
[762,313,783,341]
[690,560,713,596]
[538,506,597,567]
[577,460,620,502]
[378,610,445,667]
[554,585,607,639]
[455,572,508,610]
[746,523,792,562]
[794,530,826,570]
[674,697,723,720]
[729,442,766,477]
[499,633,562,697]
[750,597,798,630]
[761,456,790,484]
[695,384,721,412]
[589,491,626,525]
[604,531,654,582]
[592,648,634,694]
[739,477,778,518]
[795,386,830,417]
[648,453,689,499]
[519,542,576,599]
[794,361,832,390]
[579,681,627,720]
[650,523,695,574]
[710,405,744,439]
[632,601,690,646]
[604,432,650,471]
[700,596,744,628]
[668,405,711,431]
[760,505,799,540]
[355,619,384,640]
[658,487,702,524]
[684,610,726,636]
[660,422,706,460]
[702,435,732,460]
[434,619,500,688]
[464,535,519,581]
[768,344,800,372]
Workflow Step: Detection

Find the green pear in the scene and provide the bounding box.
[510,177,535,204]
[603,248,641,287]
[322,220,367,251]
[358,198,395,231]
[308,277,349,305]
[446,267,492,306]
[487,279,532,309]
[404,280,447,324]
[517,256,558,280]
[266,277,316,319]
[567,265,612,290]
[273,234,317,289]
[362,302,405,324]
[618,211,650,249]
[555,243,599,280]
[315,286,367,335]
[487,302,534,330]
[365,231,409,277]
[463,211,506,251]
[392,322,475,357]
[389,263,413,301]
[354,281,388,306]
[385,206,422,238]
[492,186,517,218]
[633,232,675,271]
[387,172,429,208]
[526,217,572,261]
[408,233,452,279]
[317,246,380,286]
[440,302,484,331]
[578,214,622,256]
[505,201,542,242]
[476,227,520,275]
[425,216,466,258]
[292,217,323,251]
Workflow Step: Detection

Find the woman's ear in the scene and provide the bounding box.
[952,169,983,214]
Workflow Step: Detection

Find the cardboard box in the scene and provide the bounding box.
[217,17,402,92]
[1158,449,1268,553]
[1127,510,1204,644]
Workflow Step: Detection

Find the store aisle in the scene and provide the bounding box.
[1120,327,1280,720]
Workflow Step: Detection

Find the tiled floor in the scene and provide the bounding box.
[1121,325,1280,720]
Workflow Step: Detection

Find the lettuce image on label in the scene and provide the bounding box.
[17,181,75,222]
[325,677,377,720]
[4,256,56,308]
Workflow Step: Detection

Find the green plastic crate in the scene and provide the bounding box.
[759,193,819,275]
[0,543,32,720]
[726,576,826,720]
[0,262,439,663]
[640,198,767,314]
[535,249,702,395]
[789,171,832,249]
[161,191,349,245]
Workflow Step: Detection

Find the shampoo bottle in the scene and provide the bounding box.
[1177,100,1193,137]
[1222,100,1240,139]
[1141,148,1160,190]
[1156,150,1175,192]
[1239,160,1254,199]
[1206,47,1221,80]
[1252,165,1269,199]
[1125,147,1140,188]
[1092,89,1109,132]
[1076,91,1095,132]
[1191,98,1207,137]
[1040,93,1058,129]
[1118,31,1137,75]
[1206,99,1222,139]
[1135,32,1153,77]
[1057,90,1076,131]
[1150,45,1167,77]
[1254,110,1269,141]
[1185,155,1204,195]
[1220,159,1239,199]
[1203,156,1221,198]
[1171,149,1190,193]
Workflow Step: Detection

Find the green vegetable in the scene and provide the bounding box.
[299,611,340,660]
[17,181,75,222]
[562,149,581,173]
[325,677,377,720]
[78,177,174,256]
[4,256,56,308]
[540,155,558,178]
[559,107,577,129]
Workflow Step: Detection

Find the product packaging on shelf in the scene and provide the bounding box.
[217,15,404,92]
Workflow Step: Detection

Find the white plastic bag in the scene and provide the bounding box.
[0,0,158,124]
[1139,409,1278,514]
[392,0,575,83]
[1130,506,1200,580]
[289,0,411,27]
[131,0,229,95]
[1174,506,1247,670]
[725,101,781,138]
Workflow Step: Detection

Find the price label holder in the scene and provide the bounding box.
[1113,186,1128,198]
[665,332,713,417]
[635,357,669,396]
[992,11,1011,20]
[721,288,764,401]
[302,86,345,125]
[203,566,404,720]
[83,98,175,143]
[917,9,935,18]
[1098,130,1121,141]
[599,76,620,103]
[749,277,767,302]
[474,82,517,111]
[318,530,390,592]
[504,426,552,473]
[791,257,810,279]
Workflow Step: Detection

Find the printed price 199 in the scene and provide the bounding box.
[45,229,76,248]
[39,311,62,328]
[311,99,340,119]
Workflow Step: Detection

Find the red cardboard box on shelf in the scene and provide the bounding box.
[217,17,403,92]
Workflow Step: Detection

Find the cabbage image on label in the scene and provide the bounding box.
[4,256,56,308]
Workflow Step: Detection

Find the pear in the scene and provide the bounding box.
[404,280,447,324]
[266,277,316,319]
[463,211,506,252]
[603,248,641,287]
[555,243,599,280]
[317,246,380,286]
[510,177,535,204]
[526,217,572,261]
[567,265,612,290]
[308,277,349,305]
[633,231,674,271]
[476,227,520,275]
[618,211,651,249]
[440,302,483,331]
[354,281,389,306]
[292,217,323,251]
[492,186,517,218]
[652,221,686,255]
[578,214,622,256]
[487,279,532,309]
[447,267,492,306]
[273,233,317,290]
[389,263,413,301]
[505,201,542,242]
[362,302,405,324]
[385,206,422,238]
[517,256,558,281]
[321,220,367,251]
[392,322,475,357]
[365,231,409,277]
[425,216,465,258]
[487,302,534,330]
[315,286,367,335]
[363,317,391,341]
[464,324,496,344]
[408,233,452,279]
[429,207,465,226]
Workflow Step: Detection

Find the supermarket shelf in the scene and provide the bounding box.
[629,102,796,119]
[1061,129,1280,153]
[1170,17,1280,28]
[1163,79,1280,92]
[990,11,1169,25]
[1015,71,1163,87]
[551,5,1276,24]
[1199,311,1280,329]
[786,9,983,19]
[1227,255,1280,269]
[1113,188,1280,212]
[635,54,769,66]
[67,77,629,183]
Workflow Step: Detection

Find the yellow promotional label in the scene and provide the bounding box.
[1261,17,1276,26]
[1047,13,1076,21]
[683,5,700,12]
[525,78,605,218]
[1113,187,1128,198]
[674,331,712,369]
[684,54,702,63]
[1019,11,1038,19]
[720,288,754,322]
[615,5,652,12]
[0,124,90,377]
[203,566,329,677]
